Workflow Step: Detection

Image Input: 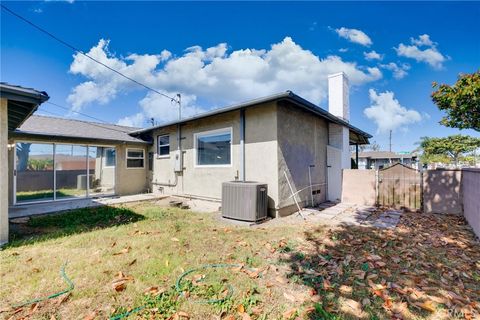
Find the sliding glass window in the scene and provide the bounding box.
[55,145,88,199]
[15,143,116,204]
[15,142,54,203]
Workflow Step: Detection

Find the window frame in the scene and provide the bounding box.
[157,134,170,158]
[126,148,145,169]
[193,127,233,168]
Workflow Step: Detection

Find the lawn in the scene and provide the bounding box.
[1,202,479,320]
[16,188,88,202]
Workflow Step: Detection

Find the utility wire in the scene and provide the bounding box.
[46,101,109,124]
[1,4,179,104]
[9,100,137,135]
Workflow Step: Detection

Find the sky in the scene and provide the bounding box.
[1,1,479,152]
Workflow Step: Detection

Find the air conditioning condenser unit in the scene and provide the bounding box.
[221,181,268,222]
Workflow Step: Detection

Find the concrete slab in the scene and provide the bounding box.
[9,193,168,219]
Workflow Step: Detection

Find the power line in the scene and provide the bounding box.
[1,4,179,104]
[9,100,136,135]
[46,101,109,124]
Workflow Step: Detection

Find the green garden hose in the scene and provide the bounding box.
[12,262,74,309]
[175,263,243,304]
[111,263,258,319]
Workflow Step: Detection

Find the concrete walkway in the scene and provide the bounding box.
[303,202,402,229]
[9,193,168,219]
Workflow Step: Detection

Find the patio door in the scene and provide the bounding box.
[14,142,116,204]
[15,142,54,203]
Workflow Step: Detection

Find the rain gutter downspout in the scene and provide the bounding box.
[239,108,245,181]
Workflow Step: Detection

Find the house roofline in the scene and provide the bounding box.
[130,91,372,143]
[9,131,149,145]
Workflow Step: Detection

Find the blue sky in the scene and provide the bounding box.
[1,1,479,152]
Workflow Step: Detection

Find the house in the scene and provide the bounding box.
[1,83,49,244]
[132,72,370,216]
[2,72,371,245]
[354,151,417,170]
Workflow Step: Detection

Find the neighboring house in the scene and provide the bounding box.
[3,72,371,224]
[354,151,417,170]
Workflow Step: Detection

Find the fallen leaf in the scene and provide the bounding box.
[282,308,297,319]
[416,300,436,312]
[128,259,137,266]
[171,237,180,242]
[176,311,190,318]
[113,246,131,255]
[56,292,71,305]
[83,310,97,320]
[237,304,245,314]
[29,303,39,315]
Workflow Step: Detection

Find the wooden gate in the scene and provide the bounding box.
[378,163,422,211]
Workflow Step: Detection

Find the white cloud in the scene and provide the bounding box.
[410,34,434,47]
[68,37,382,125]
[394,34,447,69]
[117,113,145,128]
[379,62,410,79]
[364,89,422,133]
[334,27,372,46]
[363,50,383,61]
[338,48,349,53]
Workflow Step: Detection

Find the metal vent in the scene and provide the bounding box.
[221,181,268,222]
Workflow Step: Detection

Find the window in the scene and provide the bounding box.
[126,148,145,168]
[104,148,116,167]
[195,128,232,166]
[157,135,170,157]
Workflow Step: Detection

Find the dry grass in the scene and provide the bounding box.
[0,203,479,320]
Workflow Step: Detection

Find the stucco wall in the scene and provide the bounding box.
[341,169,376,205]
[423,169,462,215]
[276,103,328,217]
[150,104,279,211]
[1,98,8,244]
[462,169,480,238]
[115,144,148,195]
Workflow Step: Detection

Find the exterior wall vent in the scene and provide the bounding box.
[221,181,268,222]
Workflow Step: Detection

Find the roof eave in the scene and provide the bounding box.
[10,131,150,145]
[129,91,372,142]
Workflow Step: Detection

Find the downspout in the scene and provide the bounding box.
[239,108,245,181]
[355,143,359,169]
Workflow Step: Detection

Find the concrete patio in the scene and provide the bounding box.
[9,193,168,219]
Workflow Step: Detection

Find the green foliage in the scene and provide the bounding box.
[139,287,180,319]
[432,71,480,131]
[418,135,480,165]
[27,158,53,170]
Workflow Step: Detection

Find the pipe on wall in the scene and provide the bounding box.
[239,108,245,181]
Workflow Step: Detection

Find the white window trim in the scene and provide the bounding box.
[157,134,170,159]
[103,147,116,168]
[126,148,145,169]
[193,127,233,168]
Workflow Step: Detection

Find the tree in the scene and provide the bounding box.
[16,143,31,171]
[431,71,480,131]
[418,135,480,167]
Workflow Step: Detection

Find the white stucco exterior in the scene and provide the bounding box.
[1,98,8,245]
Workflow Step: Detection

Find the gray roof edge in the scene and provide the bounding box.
[130,91,292,135]
[1,83,50,104]
[130,91,372,139]
[10,130,149,145]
